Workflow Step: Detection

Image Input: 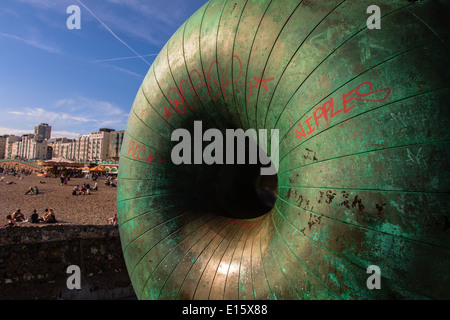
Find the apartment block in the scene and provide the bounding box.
[48,138,76,159]
[1,124,124,162]
[6,134,48,160]
[0,136,7,159]
[109,130,124,162]
[34,123,52,142]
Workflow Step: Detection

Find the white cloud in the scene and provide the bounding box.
[0,31,60,54]
[54,99,75,108]
[18,0,197,46]
[11,107,90,124]
[3,96,129,139]
[51,130,81,139]
[61,96,129,118]
[16,0,64,10]
[0,127,80,140]
[0,127,33,137]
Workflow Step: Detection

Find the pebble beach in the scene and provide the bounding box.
[0,174,118,227]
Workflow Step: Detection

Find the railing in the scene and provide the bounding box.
[0,159,43,169]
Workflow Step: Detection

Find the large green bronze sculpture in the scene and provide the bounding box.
[117,0,449,300]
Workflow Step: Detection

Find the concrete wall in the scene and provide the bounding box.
[0,225,136,300]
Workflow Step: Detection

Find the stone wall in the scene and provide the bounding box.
[0,225,136,300]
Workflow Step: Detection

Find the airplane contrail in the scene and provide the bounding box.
[93,54,158,63]
[76,0,151,67]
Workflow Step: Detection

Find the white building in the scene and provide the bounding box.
[5,135,21,159]
[49,138,76,160]
[1,125,124,162]
[74,134,90,161]
[87,129,113,161]
[7,134,48,160]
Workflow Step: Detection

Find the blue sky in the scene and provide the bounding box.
[0,0,209,138]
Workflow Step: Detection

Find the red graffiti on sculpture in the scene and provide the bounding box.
[163,55,274,123]
[127,140,167,166]
[296,81,391,141]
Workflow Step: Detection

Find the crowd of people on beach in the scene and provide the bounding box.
[104,176,117,187]
[72,182,98,195]
[0,168,34,184]
[1,168,119,228]
[2,208,57,228]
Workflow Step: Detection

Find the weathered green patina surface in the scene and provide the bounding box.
[117,0,450,300]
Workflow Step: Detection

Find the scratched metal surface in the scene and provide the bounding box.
[117,0,450,300]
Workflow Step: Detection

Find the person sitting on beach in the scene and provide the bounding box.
[34,186,39,195]
[80,185,87,195]
[30,209,42,223]
[25,187,34,195]
[11,209,25,222]
[108,214,118,225]
[72,185,79,196]
[92,182,98,191]
[2,215,16,228]
[43,209,57,223]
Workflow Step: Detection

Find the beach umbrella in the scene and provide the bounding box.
[89,166,105,172]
